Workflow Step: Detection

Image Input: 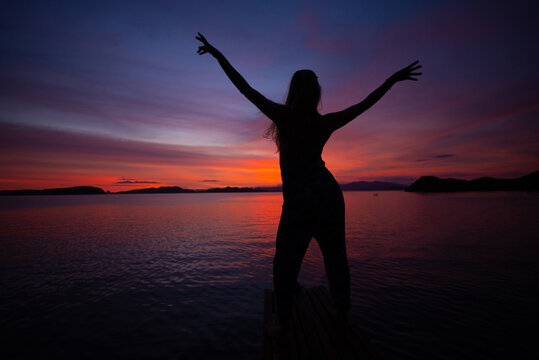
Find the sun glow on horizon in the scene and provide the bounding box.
[1,1,537,191]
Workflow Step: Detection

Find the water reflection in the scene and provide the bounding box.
[1,192,538,359]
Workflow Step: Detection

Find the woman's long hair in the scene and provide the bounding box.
[264,69,321,151]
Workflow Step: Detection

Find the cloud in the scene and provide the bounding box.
[114,177,160,185]
[0,69,258,147]
[0,122,283,190]
[416,154,455,162]
[201,179,219,182]
[1,0,537,190]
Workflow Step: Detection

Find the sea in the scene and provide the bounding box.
[1,191,537,359]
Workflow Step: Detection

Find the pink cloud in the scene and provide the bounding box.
[0,122,282,191]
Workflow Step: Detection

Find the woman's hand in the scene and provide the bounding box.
[196,33,217,56]
[389,61,422,83]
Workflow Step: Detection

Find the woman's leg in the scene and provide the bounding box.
[314,222,351,313]
[273,218,312,322]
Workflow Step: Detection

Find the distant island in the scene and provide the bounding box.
[116,186,195,194]
[406,171,539,192]
[2,173,537,195]
[0,181,404,195]
[119,181,405,194]
[0,186,106,196]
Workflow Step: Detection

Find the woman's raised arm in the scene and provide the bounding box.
[196,33,285,122]
[324,61,422,132]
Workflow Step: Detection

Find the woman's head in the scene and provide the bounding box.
[264,69,321,151]
[285,69,321,110]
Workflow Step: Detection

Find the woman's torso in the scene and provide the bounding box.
[277,111,341,197]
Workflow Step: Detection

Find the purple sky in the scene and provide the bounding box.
[1,0,538,190]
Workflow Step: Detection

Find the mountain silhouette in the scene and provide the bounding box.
[0,186,105,195]
[116,186,195,194]
[406,171,539,192]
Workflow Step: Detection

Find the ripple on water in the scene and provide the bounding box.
[1,192,538,359]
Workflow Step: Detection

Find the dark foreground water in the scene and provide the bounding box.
[1,191,538,359]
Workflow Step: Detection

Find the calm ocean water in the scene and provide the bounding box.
[1,191,538,359]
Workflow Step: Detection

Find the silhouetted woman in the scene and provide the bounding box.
[196,33,421,339]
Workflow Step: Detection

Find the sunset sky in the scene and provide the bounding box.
[1,0,538,191]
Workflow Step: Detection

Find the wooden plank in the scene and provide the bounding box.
[308,286,349,359]
[295,287,327,360]
[263,287,384,360]
[316,286,368,360]
[314,287,384,360]
[314,287,368,359]
[308,287,345,359]
[299,287,341,360]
